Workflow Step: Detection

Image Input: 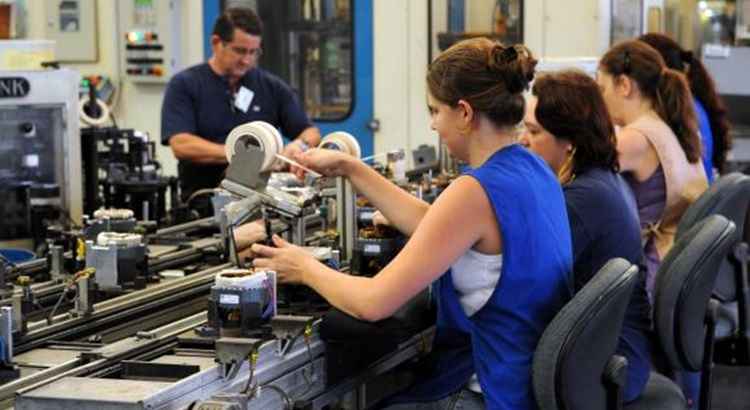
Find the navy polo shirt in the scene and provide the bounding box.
[564,166,652,402]
[161,63,313,199]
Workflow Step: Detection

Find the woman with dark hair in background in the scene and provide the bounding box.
[639,32,732,182]
[597,40,708,298]
[252,38,573,410]
[598,40,709,407]
[520,70,652,403]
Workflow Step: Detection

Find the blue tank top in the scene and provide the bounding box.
[694,98,714,183]
[407,145,573,409]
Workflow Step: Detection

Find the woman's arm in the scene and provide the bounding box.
[616,128,659,180]
[344,158,429,236]
[252,175,499,321]
[298,150,430,236]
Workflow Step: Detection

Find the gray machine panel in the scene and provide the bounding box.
[0,69,82,224]
[0,106,63,185]
[16,377,173,410]
[703,47,750,96]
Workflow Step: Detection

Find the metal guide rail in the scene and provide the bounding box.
[12,310,434,410]
[12,263,231,353]
[1,232,223,337]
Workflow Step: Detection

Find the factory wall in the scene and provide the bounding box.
[20,0,617,177]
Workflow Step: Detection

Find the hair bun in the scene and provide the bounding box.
[680,50,693,64]
[488,44,537,94]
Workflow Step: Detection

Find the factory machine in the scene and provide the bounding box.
[0,69,82,251]
[0,120,441,409]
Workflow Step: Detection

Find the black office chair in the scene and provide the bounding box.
[533,258,640,410]
[627,215,738,410]
[675,172,750,364]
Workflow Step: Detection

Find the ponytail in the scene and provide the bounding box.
[653,68,702,164]
[638,33,732,173]
[687,60,732,173]
[601,40,702,165]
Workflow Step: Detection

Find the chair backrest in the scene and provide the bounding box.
[675,173,750,302]
[533,258,639,410]
[655,215,737,371]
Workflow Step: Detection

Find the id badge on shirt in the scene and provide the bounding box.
[234,86,255,113]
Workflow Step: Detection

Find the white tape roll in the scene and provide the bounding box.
[97,232,142,247]
[93,208,134,220]
[79,98,111,126]
[215,269,271,289]
[225,121,284,172]
[320,131,361,158]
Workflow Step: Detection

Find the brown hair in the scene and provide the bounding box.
[600,40,702,164]
[427,38,537,128]
[639,33,732,173]
[532,70,619,174]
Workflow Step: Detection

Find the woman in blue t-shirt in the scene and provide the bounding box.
[251,38,573,410]
[520,70,652,403]
[639,33,732,183]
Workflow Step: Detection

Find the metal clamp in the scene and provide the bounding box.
[215,337,264,380]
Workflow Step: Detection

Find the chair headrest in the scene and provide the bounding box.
[675,173,750,302]
[654,214,737,371]
[533,258,639,410]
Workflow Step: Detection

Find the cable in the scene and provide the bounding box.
[0,254,17,270]
[298,324,316,397]
[109,111,119,128]
[262,384,294,410]
[242,350,259,395]
[79,97,111,127]
[46,267,95,324]
[185,188,216,206]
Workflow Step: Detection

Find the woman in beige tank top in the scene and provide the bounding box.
[596,40,707,298]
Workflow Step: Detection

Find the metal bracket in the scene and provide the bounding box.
[215,337,264,380]
[224,146,270,192]
[271,315,315,357]
[0,307,13,364]
[73,275,95,317]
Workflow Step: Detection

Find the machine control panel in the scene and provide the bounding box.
[117,0,183,83]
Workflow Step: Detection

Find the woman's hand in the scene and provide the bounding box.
[294,148,354,178]
[251,235,320,285]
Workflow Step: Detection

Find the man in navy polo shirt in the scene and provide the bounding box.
[161,8,320,215]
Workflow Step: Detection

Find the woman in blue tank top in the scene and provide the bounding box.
[252,38,573,410]
[520,70,652,403]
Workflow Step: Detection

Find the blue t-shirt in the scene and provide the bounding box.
[161,63,313,198]
[695,98,714,183]
[564,166,652,402]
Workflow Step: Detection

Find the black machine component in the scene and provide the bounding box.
[85,233,149,292]
[0,106,68,246]
[200,269,276,338]
[80,127,178,223]
[351,223,406,277]
[0,183,65,250]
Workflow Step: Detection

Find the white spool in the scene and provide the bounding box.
[320,131,361,158]
[225,121,284,172]
[96,232,142,247]
[215,268,271,289]
[93,208,134,220]
[79,98,111,126]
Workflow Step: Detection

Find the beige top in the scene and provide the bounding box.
[626,115,708,259]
